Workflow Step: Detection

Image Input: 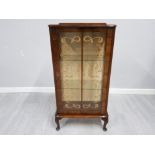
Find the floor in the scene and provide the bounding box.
[0,93,154,135]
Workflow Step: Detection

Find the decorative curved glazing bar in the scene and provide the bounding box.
[61,36,104,44]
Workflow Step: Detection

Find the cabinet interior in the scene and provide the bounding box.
[59,32,106,109]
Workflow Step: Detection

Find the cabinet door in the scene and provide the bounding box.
[82,31,106,113]
[57,28,108,114]
[59,31,82,113]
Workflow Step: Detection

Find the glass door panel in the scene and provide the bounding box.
[59,32,82,103]
[83,32,105,103]
[59,31,105,112]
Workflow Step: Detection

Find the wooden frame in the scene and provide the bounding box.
[49,23,116,131]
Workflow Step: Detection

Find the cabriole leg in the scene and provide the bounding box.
[55,116,61,131]
[101,116,109,131]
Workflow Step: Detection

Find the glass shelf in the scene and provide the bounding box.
[60,55,104,61]
[61,88,103,90]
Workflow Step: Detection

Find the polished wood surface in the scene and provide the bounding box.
[49,23,116,28]
[49,23,116,131]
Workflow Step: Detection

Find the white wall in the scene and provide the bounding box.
[0,19,155,89]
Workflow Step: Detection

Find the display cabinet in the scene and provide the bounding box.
[49,23,116,131]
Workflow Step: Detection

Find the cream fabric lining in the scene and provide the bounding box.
[60,32,105,102]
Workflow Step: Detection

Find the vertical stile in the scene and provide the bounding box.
[81,31,83,104]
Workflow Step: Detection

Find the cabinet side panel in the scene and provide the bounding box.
[49,28,63,113]
[101,28,116,114]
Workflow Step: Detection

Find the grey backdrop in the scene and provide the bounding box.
[0,19,154,88]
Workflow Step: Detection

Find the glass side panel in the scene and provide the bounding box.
[59,32,81,102]
[83,32,105,102]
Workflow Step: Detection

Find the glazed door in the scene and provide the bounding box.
[59,31,82,113]
[58,29,106,114]
[82,31,106,114]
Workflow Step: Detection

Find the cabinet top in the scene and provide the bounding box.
[48,23,116,28]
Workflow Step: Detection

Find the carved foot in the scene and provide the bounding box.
[101,116,109,131]
[56,126,60,131]
[55,116,61,131]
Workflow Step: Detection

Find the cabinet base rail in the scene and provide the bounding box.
[55,112,109,131]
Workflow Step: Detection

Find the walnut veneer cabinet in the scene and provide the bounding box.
[49,23,116,131]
